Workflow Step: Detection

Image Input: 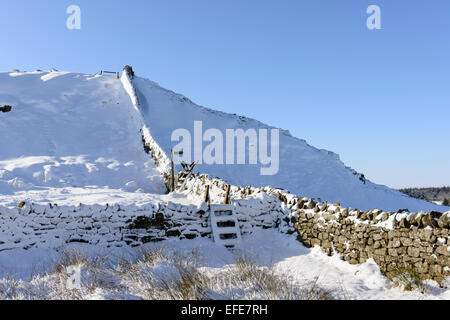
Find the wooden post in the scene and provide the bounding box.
[171,149,175,192]
[204,185,210,209]
[170,150,184,192]
[204,185,210,202]
[224,184,231,204]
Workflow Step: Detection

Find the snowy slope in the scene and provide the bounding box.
[0,70,166,200]
[131,76,448,212]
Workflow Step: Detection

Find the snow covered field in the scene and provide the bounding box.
[0,229,447,300]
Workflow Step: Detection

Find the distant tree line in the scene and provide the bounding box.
[400,186,450,206]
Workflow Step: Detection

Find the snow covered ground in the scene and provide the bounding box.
[0,229,447,300]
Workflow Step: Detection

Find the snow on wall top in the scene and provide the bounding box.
[0,70,166,199]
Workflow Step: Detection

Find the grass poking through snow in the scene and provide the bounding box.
[0,246,334,300]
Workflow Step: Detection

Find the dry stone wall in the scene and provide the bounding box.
[290,200,449,283]
[121,68,172,191]
[183,173,450,284]
[121,66,449,284]
[0,201,211,252]
[0,171,448,285]
[0,194,284,252]
[182,174,293,233]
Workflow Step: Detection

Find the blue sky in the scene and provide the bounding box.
[0,0,449,188]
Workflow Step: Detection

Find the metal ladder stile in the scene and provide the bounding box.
[209,204,242,249]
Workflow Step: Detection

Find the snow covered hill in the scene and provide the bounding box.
[0,70,166,202]
[130,75,447,212]
[0,68,447,212]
